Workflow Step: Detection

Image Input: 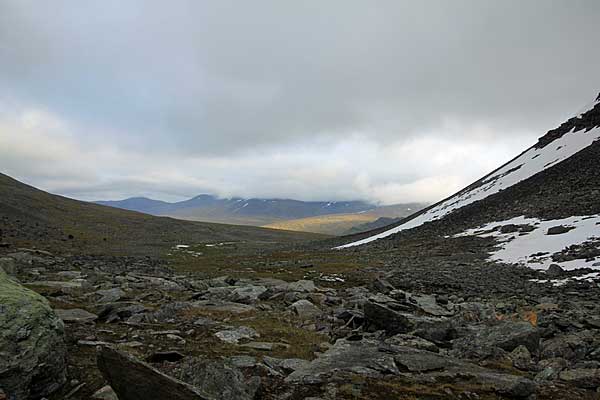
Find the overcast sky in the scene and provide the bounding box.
[1,1,599,204]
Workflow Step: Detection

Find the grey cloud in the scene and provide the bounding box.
[0,0,598,202]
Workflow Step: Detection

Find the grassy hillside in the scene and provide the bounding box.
[0,173,326,256]
[263,203,427,235]
[263,213,377,235]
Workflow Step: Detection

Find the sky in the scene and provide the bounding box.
[1,0,599,204]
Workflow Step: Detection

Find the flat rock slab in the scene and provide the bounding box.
[215,326,258,344]
[97,346,212,400]
[25,280,83,289]
[192,301,255,314]
[55,308,98,323]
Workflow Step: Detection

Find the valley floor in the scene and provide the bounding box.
[3,232,600,400]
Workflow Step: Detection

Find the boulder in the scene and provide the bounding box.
[452,321,539,359]
[559,368,600,389]
[546,225,574,235]
[97,346,212,400]
[286,280,316,293]
[95,287,126,303]
[176,357,261,400]
[285,339,399,384]
[289,299,321,319]
[55,308,98,323]
[214,326,259,344]
[91,385,119,400]
[546,264,564,277]
[0,268,67,399]
[0,257,17,276]
[229,285,267,304]
[363,300,412,334]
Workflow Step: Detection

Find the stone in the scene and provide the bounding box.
[546,264,564,277]
[0,268,67,399]
[56,270,82,279]
[177,357,260,400]
[215,326,258,344]
[285,339,400,384]
[410,293,454,317]
[229,285,267,304]
[55,308,98,323]
[363,300,412,334]
[263,356,310,373]
[228,356,258,369]
[535,358,568,381]
[95,288,126,303]
[91,385,119,400]
[0,257,17,276]
[547,225,574,235]
[559,368,600,389]
[192,300,255,315]
[97,302,147,323]
[385,334,439,353]
[97,346,211,400]
[286,280,316,293]
[240,342,274,351]
[451,321,539,359]
[24,280,83,290]
[289,299,321,319]
[372,277,395,294]
[510,345,533,370]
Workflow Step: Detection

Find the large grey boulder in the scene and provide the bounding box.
[97,346,212,400]
[451,321,540,359]
[0,268,67,399]
[286,338,535,398]
[176,357,260,400]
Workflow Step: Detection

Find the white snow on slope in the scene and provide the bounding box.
[455,215,600,271]
[336,113,600,249]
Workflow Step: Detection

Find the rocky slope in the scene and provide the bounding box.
[0,173,324,255]
[3,245,600,399]
[335,93,600,276]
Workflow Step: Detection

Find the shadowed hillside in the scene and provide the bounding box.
[0,173,326,255]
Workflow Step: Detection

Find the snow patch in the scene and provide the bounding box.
[337,112,600,249]
[455,215,600,271]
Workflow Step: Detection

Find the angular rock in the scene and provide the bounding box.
[192,300,255,315]
[452,321,539,359]
[0,257,17,276]
[410,293,454,317]
[97,346,211,400]
[95,288,126,303]
[286,280,316,293]
[55,308,98,323]
[289,299,321,319]
[559,368,600,389]
[285,339,399,384]
[0,268,67,399]
[176,357,260,400]
[229,285,267,304]
[91,385,119,400]
[215,326,258,344]
[546,264,564,277]
[363,300,411,334]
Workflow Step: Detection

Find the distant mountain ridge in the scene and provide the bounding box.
[96,195,379,226]
[96,195,428,232]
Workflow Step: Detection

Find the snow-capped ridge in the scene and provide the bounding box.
[336,94,600,249]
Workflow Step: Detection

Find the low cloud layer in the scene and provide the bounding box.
[1,1,599,204]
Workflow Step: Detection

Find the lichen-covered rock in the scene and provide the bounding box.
[0,268,67,399]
